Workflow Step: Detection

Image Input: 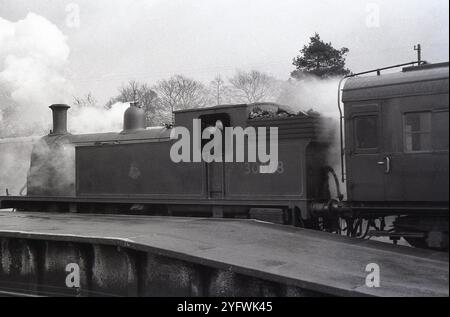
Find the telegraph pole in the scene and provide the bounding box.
[414,44,422,64]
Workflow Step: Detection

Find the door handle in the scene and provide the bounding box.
[385,156,391,174]
[377,157,391,174]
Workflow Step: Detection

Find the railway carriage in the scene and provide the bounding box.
[342,62,449,248]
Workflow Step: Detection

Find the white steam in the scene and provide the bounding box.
[0,137,38,197]
[69,102,130,134]
[0,13,72,135]
[278,76,345,199]
[278,76,341,117]
[0,13,72,201]
[0,13,132,136]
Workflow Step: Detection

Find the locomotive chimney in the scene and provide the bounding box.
[49,104,70,135]
[122,101,146,133]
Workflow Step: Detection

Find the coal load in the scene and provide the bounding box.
[248,106,320,120]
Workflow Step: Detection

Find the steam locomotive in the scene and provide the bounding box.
[1,62,448,250]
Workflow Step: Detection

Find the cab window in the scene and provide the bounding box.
[404,112,431,152]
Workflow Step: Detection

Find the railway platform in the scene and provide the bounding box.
[0,211,448,297]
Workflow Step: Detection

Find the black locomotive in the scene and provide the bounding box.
[1,62,448,250]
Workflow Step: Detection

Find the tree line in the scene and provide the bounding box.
[1,33,350,136]
[89,34,349,127]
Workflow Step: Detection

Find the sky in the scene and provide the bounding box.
[0,0,449,104]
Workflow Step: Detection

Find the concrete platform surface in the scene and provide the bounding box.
[0,211,448,297]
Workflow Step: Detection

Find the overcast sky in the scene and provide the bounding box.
[1,0,449,103]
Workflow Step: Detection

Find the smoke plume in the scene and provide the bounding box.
[0,13,72,137]
[0,137,37,197]
[277,76,341,117]
[0,13,71,201]
[277,76,345,199]
[69,102,130,134]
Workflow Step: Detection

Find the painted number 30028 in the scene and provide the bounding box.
[245,162,284,175]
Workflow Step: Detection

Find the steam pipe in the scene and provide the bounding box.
[337,77,347,183]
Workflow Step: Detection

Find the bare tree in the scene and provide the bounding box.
[73,92,97,108]
[229,70,278,103]
[210,75,226,105]
[155,75,209,122]
[106,80,160,126]
[107,80,141,105]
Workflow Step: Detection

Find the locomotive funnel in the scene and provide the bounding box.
[49,104,70,135]
[123,101,146,133]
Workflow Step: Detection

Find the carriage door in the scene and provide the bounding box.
[346,104,386,202]
[383,98,449,202]
[200,114,230,199]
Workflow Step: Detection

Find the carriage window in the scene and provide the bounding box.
[404,112,431,152]
[354,116,379,150]
[432,111,449,151]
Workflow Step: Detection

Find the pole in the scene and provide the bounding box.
[414,44,422,64]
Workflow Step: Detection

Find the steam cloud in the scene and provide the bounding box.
[278,76,341,117]
[277,77,345,198]
[0,13,71,199]
[0,137,38,197]
[0,14,131,199]
[0,13,127,137]
[0,13,72,135]
[69,102,130,134]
